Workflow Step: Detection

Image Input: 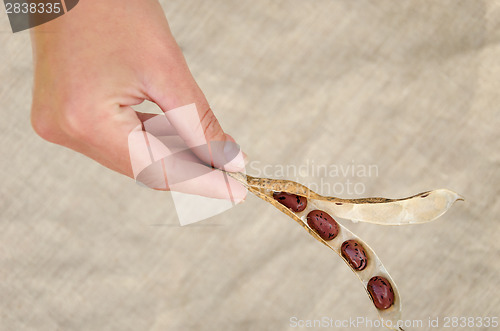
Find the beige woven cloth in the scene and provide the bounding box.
[0,1,498,330]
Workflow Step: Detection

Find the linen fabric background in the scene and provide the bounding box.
[1,1,499,330]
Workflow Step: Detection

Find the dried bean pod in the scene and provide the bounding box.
[244,174,462,225]
[230,179,403,330]
[225,171,460,330]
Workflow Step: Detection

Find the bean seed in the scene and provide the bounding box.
[341,239,368,271]
[272,192,307,212]
[367,276,395,310]
[306,210,339,241]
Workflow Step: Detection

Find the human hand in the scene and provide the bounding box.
[30,0,246,201]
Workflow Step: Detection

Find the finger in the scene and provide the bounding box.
[145,66,245,172]
[129,110,246,200]
[135,111,178,136]
[136,150,247,201]
[163,103,246,173]
[135,111,188,155]
[135,112,159,123]
[226,133,249,165]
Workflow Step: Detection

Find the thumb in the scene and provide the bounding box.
[145,48,245,172]
[154,100,245,173]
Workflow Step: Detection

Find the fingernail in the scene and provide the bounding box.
[224,140,245,171]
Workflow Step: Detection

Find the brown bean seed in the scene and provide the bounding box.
[272,192,307,212]
[341,239,368,271]
[367,276,395,310]
[306,210,339,241]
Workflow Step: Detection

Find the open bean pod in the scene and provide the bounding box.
[227,172,462,330]
[243,175,463,225]
[242,185,403,330]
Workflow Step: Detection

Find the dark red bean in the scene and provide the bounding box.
[306,210,339,241]
[367,276,395,310]
[272,192,307,212]
[341,240,368,271]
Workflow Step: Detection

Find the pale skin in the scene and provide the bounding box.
[30,0,247,201]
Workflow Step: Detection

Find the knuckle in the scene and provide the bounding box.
[31,98,94,143]
[30,105,60,143]
[59,106,92,140]
[57,95,97,141]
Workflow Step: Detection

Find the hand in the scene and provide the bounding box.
[30,0,246,201]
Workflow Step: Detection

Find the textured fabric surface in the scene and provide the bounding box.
[1,1,499,330]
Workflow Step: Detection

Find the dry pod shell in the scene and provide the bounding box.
[245,175,462,225]
[225,171,461,331]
